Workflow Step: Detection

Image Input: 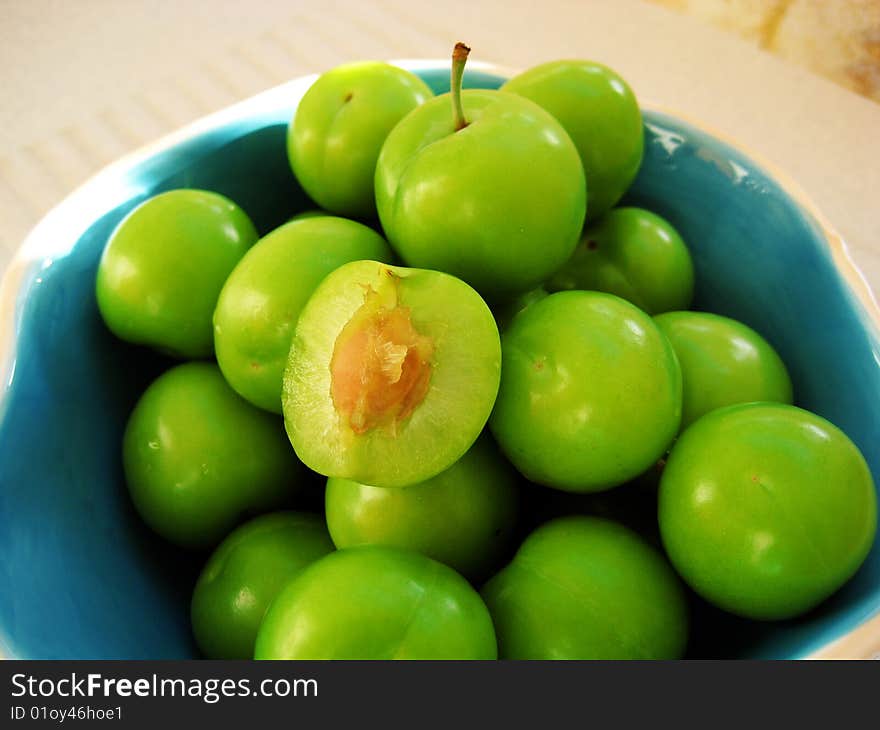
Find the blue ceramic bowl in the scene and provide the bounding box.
[1,62,879,659]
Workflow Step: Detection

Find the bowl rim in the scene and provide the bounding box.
[1,59,878,660]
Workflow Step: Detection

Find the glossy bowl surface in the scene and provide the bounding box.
[1,62,878,659]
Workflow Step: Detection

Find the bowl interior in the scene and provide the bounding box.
[1,67,878,659]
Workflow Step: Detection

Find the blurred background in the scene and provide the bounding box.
[2,0,879,291]
[653,0,880,101]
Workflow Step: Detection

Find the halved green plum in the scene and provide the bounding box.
[191,511,334,659]
[214,217,394,413]
[254,546,497,659]
[283,260,501,488]
[325,433,520,580]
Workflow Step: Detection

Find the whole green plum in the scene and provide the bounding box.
[502,60,643,221]
[325,434,519,581]
[191,511,334,659]
[375,47,585,301]
[547,207,694,314]
[482,516,688,659]
[489,291,681,492]
[124,362,302,548]
[214,217,394,412]
[289,62,433,219]
[254,546,497,659]
[96,189,257,358]
[654,311,793,428]
[659,403,877,620]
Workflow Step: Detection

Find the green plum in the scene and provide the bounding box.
[325,433,520,581]
[124,362,302,548]
[547,207,694,314]
[502,60,643,221]
[659,403,877,620]
[283,259,501,488]
[254,546,497,659]
[96,189,257,358]
[214,217,394,413]
[375,45,585,301]
[191,511,334,659]
[654,311,793,429]
[289,62,433,219]
[489,290,681,492]
[482,516,688,659]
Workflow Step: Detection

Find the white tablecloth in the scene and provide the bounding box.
[2,0,878,296]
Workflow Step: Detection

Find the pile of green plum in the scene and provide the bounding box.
[96,45,877,660]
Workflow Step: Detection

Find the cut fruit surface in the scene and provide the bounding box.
[283,260,501,488]
[330,278,434,435]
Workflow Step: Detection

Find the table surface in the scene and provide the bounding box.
[2,0,879,299]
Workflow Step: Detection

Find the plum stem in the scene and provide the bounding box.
[451,42,471,131]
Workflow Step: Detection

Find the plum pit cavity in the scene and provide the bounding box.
[330,276,434,435]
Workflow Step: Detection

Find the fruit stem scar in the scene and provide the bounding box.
[330,277,434,436]
[451,42,471,132]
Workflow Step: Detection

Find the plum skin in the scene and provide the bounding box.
[482,516,688,659]
[123,362,302,549]
[288,62,433,219]
[502,60,644,222]
[659,402,877,620]
[190,511,334,659]
[654,310,793,429]
[96,189,257,358]
[547,207,694,315]
[325,433,520,581]
[254,546,497,659]
[489,290,682,492]
[375,89,586,302]
[213,216,393,413]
